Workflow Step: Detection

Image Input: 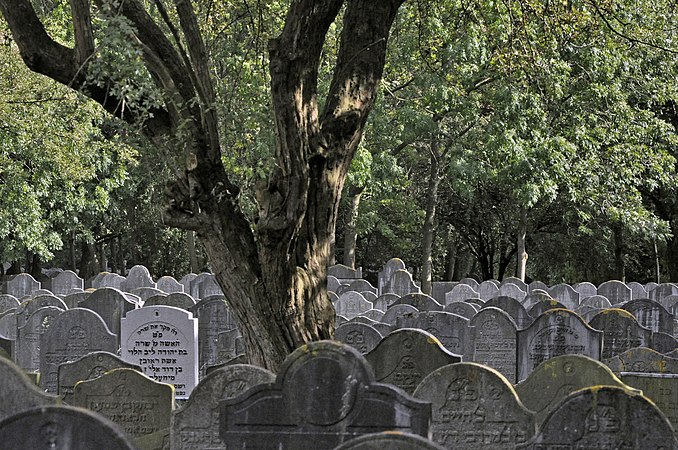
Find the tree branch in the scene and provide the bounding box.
[70,0,95,66]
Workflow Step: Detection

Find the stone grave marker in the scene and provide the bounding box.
[580,294,612,309]
[335,322,383,354]
[134,287,167,302]
[15,294,67,330]
[627,281,647,300]
[516,386,677,449]
[336,315,349,327]
[145,292,196,310]
[547,283,580,310]
[15,306,64,372]
[328,263,362,281]
[101,272,126,290]
[465,298,486,309]
[371,322,394,337]
[63,291,90,309]
[170,363,275,450]
[444,284,480,305]
[459,277,480,290]
[501,277,528,291]
[73,368,174,442]
[589,308,652,359]
[358,309,384,321]
[622,298,674,335]
[179,274,197,295]
[414,362,535,449]
[574,281,598,299]
[621,372,678,437]
[156,276,184,294]
[430,281,457,305]
[334,291,373,320]
[197,275,223,299]
[365,328,461,394]
[391,293,443,311]
[380,304,418,325]
[528,281,549,293]
[372,293,400,312]
[121,305,198,399]
[327,275,342,294]
[646,281,660,292]
[659,294,678,311]
[468,307,518,382]
[0,309,17,340]
[0,294,19,314]
[483,296,533,329]
[378,258,406,295]
[79,287,135,342]
[220,340,431,447]
[47,270,84,296]
[497,283,527,303]
[514,354,637,426]
[362,291,377,303]
[189,295,238,375]
[598,280,632,305]
[58,351,141,404]
[2,273,40,298]
[121,264,156,292]
[0,355,58,422]
[0,405,138,450]
[443,301,477,319]
[517,309,603,381]
[527,299,566,318]
[349,316,379,327]
[521,291,553,311]
[652,331,678,354]
[478,280,500,301]
[39,308,117,392]
[334,432,446,450]
[213,328,244,365]
[347,279,377,296]
[650,282,678,303]
[328,291,340,303]
[604,347,678,374]
[395,310,472,355]
[382,269,421,297]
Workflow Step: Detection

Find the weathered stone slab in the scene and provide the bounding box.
[622,298,675,335]
[134,287,166,302]
[347,279,378,296]
[478,280,500,301]
[621,372,678,437]
[189,296,238,375]
[527,299,567,319]
[514,354,636,426]
[220,340,431,447]
[63,291,90,309]
[0,355,58,422]
[501,277,527,291]
[652,331,678,354]
[414,362,535,449]
[589,308,653,359]
[335,322,383,354]
[381,304,419,326]
[359,309,385,321]
[528,281,549,293]
[0,309,17,340]
[484,296,533,329]
[444,284,480,305]
[383,269,421,297]
[121,265,156,292]
[574,281,598,299]
[170,363,275,450]
[521,291,553,311]
[372,293,400,312]
[121,306,198,399]
[15,306,64,371]
[366,328,461,394]
[430,282,458,305]
[73,368,173,442]
[58,351,141,404]
[197,275,223,299]
[40,308,117,392]
[547,283,580,310]
[362,291,377,303]
[145,292,196,310]
[517,309,603,381]
[335,291,374,320]
[468,307,518,382]
[210,329,244,366]
[498,283,527,303]
[604,347,678,374]
[0,294,19,314]
[516,386,677,449]
[378,258,406,295]
[179,274,197,296]
[79,287,135,341]
[395,311,471,355]
[443,301,477,319]
[598,280,631,305]
[333,432,446,450]
[580,294,612,309]
[15,294,67,330]
[628,281,647,300]
[47,270,84,296]
[391,293,443,311]
[328,275,342,294]
[650,283,678,303]
[156,276,184,294]
[328,264,362,280]
[2,273,40,298]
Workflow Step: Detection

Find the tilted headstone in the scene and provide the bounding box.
[444,284,480,305]
[514,354,637,426]
[458,278,480,290]
[220,340,431,447]
[335,322,383,354]
[574,281,598,299]
[372,293,400,312]
[79,287,135,342]
[58,351,141,404]
[468,307,518,382]
[391,293,443,311]
[156,276,184,294]
[334,291,373,320]
[478,280,500,301]
[580,294,612,309]
[365,328,461,394]
[621,372,678,437]
[483,296,533,329]
[73,368,174,441]
[497,283,527,302]
[170,364,275,450]
[15,306,64,372]
[121,265,156,292]
[40,308,117,393]
[627,281,647,300]
[395,311,472,355]
[328,291,340,303]
[547,283,580,310]
[443,301,477,319]
[189,296,238,375]
[597,280,631,305]
[589,308,653,359]
[2,273,40,298]
[378,258,406,295]
[15,294,67,330]
[0,355,58,422]
[604,347,678,374]
[47,270,84,296]
[516,386,677,449]
[414,362,535,449]
[334,432,446,450]
[121,305,199,399]
[517,309,603,381]
[622,298,674,335]
[577,306,604,323]
[383,269,421,297]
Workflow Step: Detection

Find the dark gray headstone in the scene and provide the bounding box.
[100,272,126,290]
[650,283,678,303]
[15,294,67,330]
[651,331,678,354]
[527,299,566,318]
[133,287,166,302]
[381,304,419,326]
[528,281,549,293]
[0,355,57,422]
[622,298,674,335]
[547,283,580,310]
[2,273,40,298]
[498,282,527,302]
[47,270,84,296]
[328,275,342,294]
[359,309,385,321]
[484,296,533,328]
[372,293,400,312]
[391,293,443,311]
[15,306,64,372]
[212,328,244,366]
[328,264,363,280]
[478,280,500,301]
[468,307,518,382]
[156,276,184,294]
[335,322,383,354]
[62,291,90,309]
[443,301,477,319]
[620,372,678,438]
[145,292,196,310]
[589,308,652,359]
[189,296,238,376]
[598,280,632,305]
[220,340,431,447]
[79,287,135,342]
[347,279,377,296]
[0,294,19,314]
[171,364,275,450]
[121,265,156,292]
[197,275,223,299]
[604,347,678,374]
[395,311,471,356]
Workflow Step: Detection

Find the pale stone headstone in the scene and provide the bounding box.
[179,274,197,296]
[547,283,580,310]
[391,293,443,311]
[0,405,138,450]
[47,270,84,296]
[621,372,678,437]
[362,291,378,303]
[468,307,518,382]
[383,269,421,297]
[327,275,342,294]
[604,347,678,374]
[40,308,117,392]
[0,355,58,422]
[650,283,678,303]
[156,276,184,294]
[347,279,377,296]
[2,273,40,298]
[514,354,637,426]
[395,310,471,355]
[414,362,535,449]
[478,280,500,301]
[15,306,64,372]
[444,284,480,305]
[372,293,400,312]
[334,291,373,320]
[580,294,612,309]
[219,340,431,447]
[335,322,383,354]
[121,265,156,292]
[58,351,142,404]
[170,364,275,450]
[528,281,549,293]
[121,305,199,399]
[0,294,19,314]
[381,304,418,325]
[329,291,340,303]
[573,281,598,299]
[378,258,406,295]
[334,432,446,450]
[483,296,533,329]
[443,301,477,319]
[627,281,647,300]
[0,309,17,340]
[622,298,674,334]
[516,386,677,449]
[646,281,660,293]
[501,277,527,291]
[189,296,238,375]
[359,309,385,321]
[196,275,223,299]
[589,308,653,359]
[134,287,166,302]
[598,280,632,305]
[79,287,135,342]
[498,283,527,302]
[328,264,362,280]
[517,309,603,381]
[145,292,196,310]
[101,272,126,290]
[659,294,678,311]
[365,328,461,394]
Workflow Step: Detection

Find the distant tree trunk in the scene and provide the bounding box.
[421,144,441,295]
[654,238,661,283]
[29,253,42,280]
[445,234,457,281]
[613,223,626,281]
[68,230,77,271]
[342,185,365,269]
[667,220,678,281]
[7,260,21,275]
[516,207,528,281]
[99,241,108,273]
[187,230,198,274]
[79,241,98,281]
[110,236,119,274]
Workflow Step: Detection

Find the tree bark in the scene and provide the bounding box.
[516,207,528,281]
[187,230,198,274]
[613,223,626,282]
[421,144,441,294]
[343,186,365,269]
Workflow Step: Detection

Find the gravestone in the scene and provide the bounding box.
[430,282,457,305]
[362,291,377,303]
[391,293,443,311]
[372,293,400,312]
[650,283,678,303]
[646,281,660,292]
[378,258,406,295]
[514,354,636,426]
[358,309,384,321]
[73,368,174,441]
[334,432,446,450]
[382,269,420,297]
[134,287,166,302]
[443,301,477,319]
[589,309,652,359]
[15,306,64,372]
[498,283,527,302]
[622,298,674,334]
[347,279,377,296]
[528,281,549,293]
[79,287,135,342]
[0,355,58,422]
[219,340,431,447]
[580,294,612,309]
[621,372,678,437]
[468,307,518,382]
[349,316,379,327]
[652,331,678,354]
[478,280,500,301]
[62,291,90,309]
[413,362,535,449]
[516,386,677,449]
[395,311,471,355]
[0,405,138,450]
[379,304,419,326]
[604,347,678,374]
[365,328,461,394]
[335,322,383,354]
[170,364,276,450]
[121,306,198,399]
[2,273,40,298]
[521,291,553,311]
[40,308,117,393]
[527,299,566,318]
[101,272,126,290]
[458,278,480,290]
[547,283,580,310]
[15,294,67,330]
[212,329,244,365]
[660,294,678,311]
[574,281,598,299]
[189,296,238,375]
[58,351,142,404]
[501,277,528,291]
[46,270,84,296]
[197,275,223,299]
[121,265,156,292]
[517,309,603,381]
[444,284,480,305]
[327,275,342,294]
[328,291,339,303]
[328,264,362,280]
[179,274,197,295]
[0,309,17,340]
[627,281,647,300]
[484,296,533,329]
[598,280,632,305]
[145,292,196,310]
[334,291,373,320]
[0,294,19,314]
[156,276,184,294]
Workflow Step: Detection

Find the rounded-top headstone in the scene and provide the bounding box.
[0,355,58,422]
[121,265,156,292]
[391,293,443,311]
[335,322,383,354]
[333,432,446,450]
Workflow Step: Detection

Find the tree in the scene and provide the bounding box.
[0,0,405,370]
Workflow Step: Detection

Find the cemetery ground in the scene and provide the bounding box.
[3,260,678,448]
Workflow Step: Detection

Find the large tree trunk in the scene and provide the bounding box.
[343,186,365,269]
[421,144,441,294]
[516,207,528,281]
